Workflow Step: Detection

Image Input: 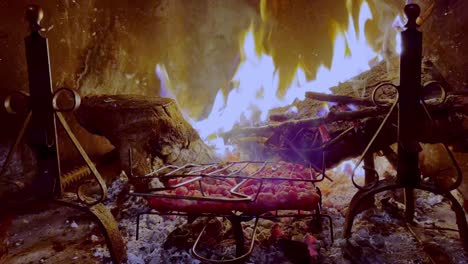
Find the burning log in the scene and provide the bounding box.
[222,57,468,169]
[75,95,218,178]
[222,107,385,139]
[225,93,468,169]
[304,91,377,107]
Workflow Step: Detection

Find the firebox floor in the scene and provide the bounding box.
[2,170,468,264]
[1,204,109,264]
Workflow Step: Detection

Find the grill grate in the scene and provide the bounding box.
[130,160,327,203]
[129,156,334,263]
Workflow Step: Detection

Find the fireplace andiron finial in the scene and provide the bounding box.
[343,3,468,250]
[0,5,127,263]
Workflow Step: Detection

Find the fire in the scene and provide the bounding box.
[393,15,405,54]
[157,1,398,156]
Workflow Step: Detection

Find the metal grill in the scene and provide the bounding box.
[130,160,326,203]
[128,156,334,263]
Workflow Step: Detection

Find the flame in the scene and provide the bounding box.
[193,1,380,154]
[157,1,400,156]
[393,15,404,55]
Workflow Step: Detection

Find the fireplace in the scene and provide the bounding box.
[1,1,468,263]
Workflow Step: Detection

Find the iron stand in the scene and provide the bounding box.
[343,3,468,250]
[0,5,126,263]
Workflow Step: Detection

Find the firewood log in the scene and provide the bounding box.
[75,95,218,178]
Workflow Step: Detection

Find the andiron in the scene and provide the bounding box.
[344,3,468,250]
[0,5,126,263]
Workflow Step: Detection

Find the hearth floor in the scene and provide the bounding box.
[3,171,468,264]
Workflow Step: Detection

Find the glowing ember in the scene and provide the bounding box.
[333,159,365,178]
[157,1,399,156]
[317,102,331,143]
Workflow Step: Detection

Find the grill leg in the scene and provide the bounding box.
[229,217,246,257]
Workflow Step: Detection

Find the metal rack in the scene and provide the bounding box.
[344,3,468,251]
[129,157,334,263]
[131,161,325,203]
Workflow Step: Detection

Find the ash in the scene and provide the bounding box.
[100,171,468,264]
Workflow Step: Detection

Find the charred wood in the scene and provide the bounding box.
[305,91,377,107]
